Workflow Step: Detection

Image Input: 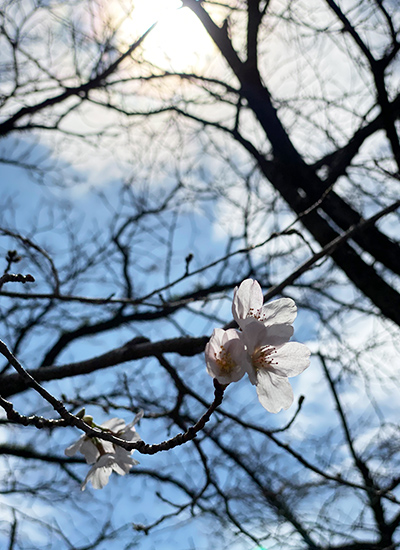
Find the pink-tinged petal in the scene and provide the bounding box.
[268,342,311,377]
[205,328,226,357]
[243,321,294,351]
[232,279,263,324]
[210,366,245,386]
[204,329,222,365]
[256,370,294,413]
[223,338,247,383]
[259,298,297,326]
[242,319,293,354]
[205,328,246,384]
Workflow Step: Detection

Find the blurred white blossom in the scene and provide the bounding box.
[81,450,139,491]
[65,413,142,490]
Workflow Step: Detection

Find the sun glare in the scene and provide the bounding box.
[109,0,216,71]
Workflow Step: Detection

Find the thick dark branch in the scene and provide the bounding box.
[373,68,400,171]
[324,0,376,65]
[38,283,232,367]
[154,14,400,283]
[0,444,81,464]
[227,127,400,321]
[262,200,400,304]
[246,0,261,70]
[183,0,244,77]
[0,335,208,397]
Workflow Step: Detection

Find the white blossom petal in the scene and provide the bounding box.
[268,342,311,377]
[80,451,138,490]
[65,435,100,464]
[81,454,115,490]
[64,435,85,457]
[101,418,126,432]
[129,409,144,428]
[65,415,141,467]
[256,370,294,413]
[262,323,294,344]
[259,298,297,326]
[113,449,137,474]
[205,278,310,415]
[120,425,141,443]
[241,320,269,353]
[232,279,263,325]
[115,445,140,468]
[116,414,142,443]
[79,438,101,464]
[242,320,293,352]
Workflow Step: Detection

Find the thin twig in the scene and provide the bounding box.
[0,340,224,455]
[0,273,35,292]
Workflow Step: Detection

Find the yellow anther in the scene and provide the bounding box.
[215,346,236,373]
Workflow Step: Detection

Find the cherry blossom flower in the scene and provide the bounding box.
[81,450,139,491]
[65,413,142,489]
[242,320,310,413]
[232,278,297,330]
[206,278,310,413]
[205,328,247,385]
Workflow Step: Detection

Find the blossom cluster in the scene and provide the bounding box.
[65,413,142,490]
[205,279,310,413]
[64,279,309,490]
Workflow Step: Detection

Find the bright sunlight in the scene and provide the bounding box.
[109,0,216,71]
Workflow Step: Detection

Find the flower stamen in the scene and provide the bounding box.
[215,345,236,374]
[247,307,268,323]
[251,346,277,371]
